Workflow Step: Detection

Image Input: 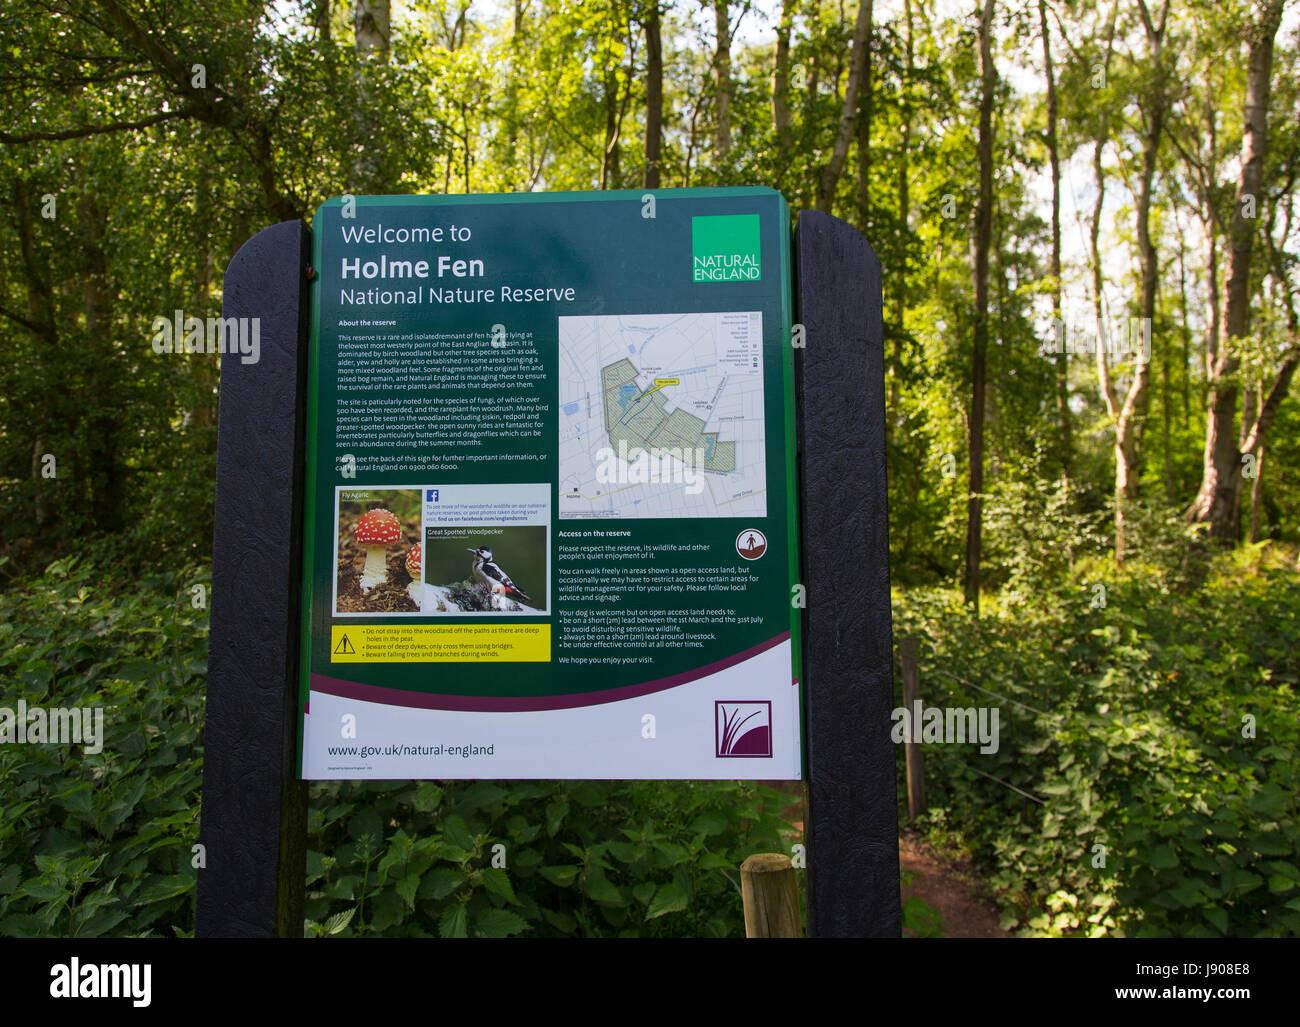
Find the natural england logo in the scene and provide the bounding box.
[715,700,772,757]
[692,214,761,282]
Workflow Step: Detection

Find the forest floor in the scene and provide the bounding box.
[899,832,1009,938]
[765,783,1005,937]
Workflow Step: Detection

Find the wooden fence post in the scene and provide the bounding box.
[899,636,925,822]
[196,219,311,937]
[740,853,802,938]
[795,210,901,937]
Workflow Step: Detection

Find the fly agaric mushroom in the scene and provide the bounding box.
[405,543,422,607]
[354,508,402,592]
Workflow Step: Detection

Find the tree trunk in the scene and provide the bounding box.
[1249,438,1265,543]
[714,0,731,159]
[645,3,662,188]
[602,67,621,189]
[855,0,874,227]
[79,189,124,534]
[1038,0,1068,476]
[772,0,794,152]
[354,0,389,56]
[815,0,872,213]
[1187,0,1287,540]
[964,0,996,613]
[1099,0,1164,564]
[888,0,913,426]
[352,0,391,193]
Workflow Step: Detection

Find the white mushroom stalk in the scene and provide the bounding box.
[354,509,402,592]
[405,544,422,608]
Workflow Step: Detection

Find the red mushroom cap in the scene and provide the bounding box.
[406,543,421,575]
[354,508,402,545]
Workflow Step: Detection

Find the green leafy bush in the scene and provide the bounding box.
[304,778,799,938]
[0,549,208,937]
[895,554,1300,937]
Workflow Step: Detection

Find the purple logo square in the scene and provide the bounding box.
[715,701,773,758]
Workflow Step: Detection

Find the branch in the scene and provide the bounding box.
[0,301,47,336]
[1241,351,1299,456]
[0,108,190,144]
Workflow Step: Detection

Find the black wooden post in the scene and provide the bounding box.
[794,210,901,937]
[197,220,312,937]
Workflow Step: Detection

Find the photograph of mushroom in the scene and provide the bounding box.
[335,489,422,613]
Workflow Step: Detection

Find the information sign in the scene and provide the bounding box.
[297,189,802,779]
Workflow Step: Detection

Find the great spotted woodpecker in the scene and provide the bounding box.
[466,546,531,603]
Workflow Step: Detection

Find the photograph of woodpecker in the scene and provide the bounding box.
[334,489,422,614]
[420,526,547,614]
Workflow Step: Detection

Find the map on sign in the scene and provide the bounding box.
[558,311,767,519]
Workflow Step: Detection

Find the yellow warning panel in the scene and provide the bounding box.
[330,624,550,663]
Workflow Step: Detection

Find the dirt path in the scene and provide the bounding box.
[899,834,1009,937]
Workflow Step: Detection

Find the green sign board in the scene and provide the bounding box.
[298,189,802,779]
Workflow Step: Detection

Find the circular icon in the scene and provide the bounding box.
[736,529,767,561]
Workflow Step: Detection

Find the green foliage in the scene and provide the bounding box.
[900,870,945,938]
[303,778,799,938]
[0,549,208,937]
[896,556,1300,937]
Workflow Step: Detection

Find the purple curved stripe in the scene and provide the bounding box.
[310,631,792,712]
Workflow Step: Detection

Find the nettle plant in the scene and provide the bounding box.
[894,563,1300,938]
[0,552,208,938]
[304,779,801,938]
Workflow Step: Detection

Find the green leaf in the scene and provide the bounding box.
[479,868,517,904]
[418,867,464,901]
[581,872,625,906]
[441,815,474,851]
[439,904,468,939]
[396,871,421,909]
[1267,874,1295,894]
[460,782,507,811]
[412,783,444,812]
[646,882,690,919]
[472,907,529,938]
[1202,906,1228,934]
[538,865,579,887]
[690,812,728,837]
[1149,845,1179,870]
[323,907,356,936]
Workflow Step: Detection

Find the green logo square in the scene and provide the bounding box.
[692,214,761,282]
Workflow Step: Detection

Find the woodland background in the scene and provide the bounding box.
[0,0,1296,938]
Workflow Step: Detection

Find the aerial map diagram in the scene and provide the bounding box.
[558,311,768,519]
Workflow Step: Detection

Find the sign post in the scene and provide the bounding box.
[298,190,801,780]
[197,194,898,938]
